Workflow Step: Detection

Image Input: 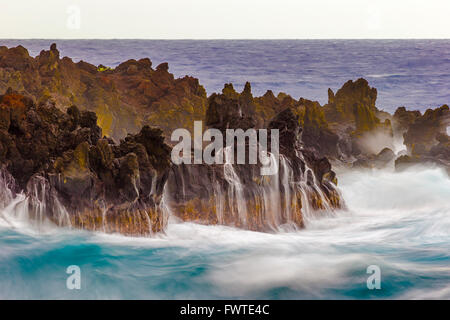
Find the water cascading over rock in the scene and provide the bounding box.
[1,43,449,235]
[0,90,172,235]
[166,84,342,231]
[0,88,342,235]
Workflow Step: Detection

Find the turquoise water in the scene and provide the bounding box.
[0,40,449,299]
[1,167,449,299]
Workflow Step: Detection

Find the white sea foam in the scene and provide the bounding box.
[1,166,449,299]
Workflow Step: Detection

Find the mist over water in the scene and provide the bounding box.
[0,166,449,299]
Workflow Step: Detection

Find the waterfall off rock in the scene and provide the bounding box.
[0,87,341,235]
[2,45,447,236]
[166,106,342,232]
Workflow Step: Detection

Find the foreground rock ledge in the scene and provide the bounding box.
[0,90,342,235]
[0,90,171,235]
[167,107,342,232]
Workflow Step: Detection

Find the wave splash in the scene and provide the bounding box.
[0,166,449,299]
[0,170,72,233]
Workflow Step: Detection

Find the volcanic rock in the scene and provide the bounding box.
[0,44,208,141]
[0,90,171,235]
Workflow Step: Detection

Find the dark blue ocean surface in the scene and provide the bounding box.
[1,40,449,112]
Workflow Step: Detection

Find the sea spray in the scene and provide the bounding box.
[167,145,340,231]
[223,146,248,226]
[0,167,448,299]
[0,169,71,231]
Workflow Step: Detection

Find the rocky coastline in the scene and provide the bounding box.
[0,44,448,236]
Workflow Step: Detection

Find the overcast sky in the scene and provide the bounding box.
[1,0,449,39]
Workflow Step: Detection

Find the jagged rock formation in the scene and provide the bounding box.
[0,88,342,234]
[231,78,449,173]
[400,105,449,155]
[209,80,397,164]
[315,80,389,161]
[324,79,377,125]
[0,90,171,235]
[392,106,421,133]
[0,44,448,236]
[394,105,450,173]
[0,44,207,141]
[167,88,342,231]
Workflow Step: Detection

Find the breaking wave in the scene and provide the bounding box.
[0,165,449,299]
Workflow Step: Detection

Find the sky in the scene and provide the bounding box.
[1,0,449,39]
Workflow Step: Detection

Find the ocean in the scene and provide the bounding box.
[1,39,449,112]
[0,40,449,299]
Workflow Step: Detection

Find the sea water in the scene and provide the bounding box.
[1,39,449,112]
[0,166,449,299]
[0,40,449,299]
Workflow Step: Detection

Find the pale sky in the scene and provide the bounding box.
[1,0,449,39]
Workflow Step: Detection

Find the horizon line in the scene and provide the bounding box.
[1,38,450,41]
